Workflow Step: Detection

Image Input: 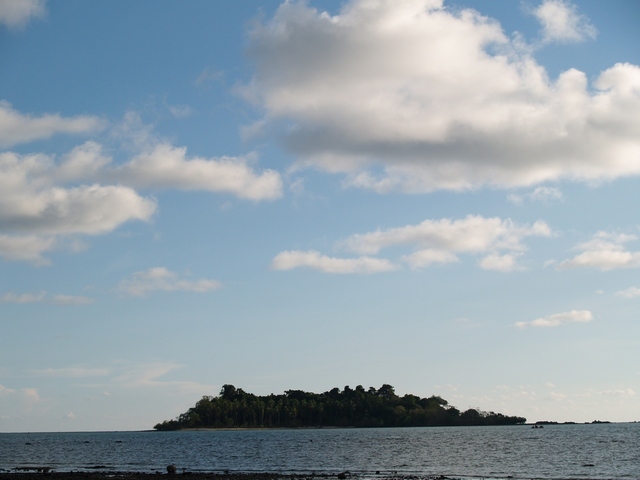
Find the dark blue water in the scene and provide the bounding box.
[1,424,638,479]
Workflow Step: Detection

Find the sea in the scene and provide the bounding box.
[1,423,638,480]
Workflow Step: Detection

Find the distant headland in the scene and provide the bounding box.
[154,384,526,431]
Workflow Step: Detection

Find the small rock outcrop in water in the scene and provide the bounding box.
[167,465,177,474]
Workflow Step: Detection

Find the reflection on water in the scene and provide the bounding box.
[1,424,639,479]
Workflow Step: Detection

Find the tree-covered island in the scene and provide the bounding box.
[154,384,526,430]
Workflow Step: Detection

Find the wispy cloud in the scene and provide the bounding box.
[1,291,93,305]
[508,186,563,205]
[271,250,399,274]
[118,267,221,297]
[31,367,110,378]
[515,309,593,328]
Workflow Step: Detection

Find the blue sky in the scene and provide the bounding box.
[1,0,639,432]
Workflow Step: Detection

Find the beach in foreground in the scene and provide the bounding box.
[0,474,449,480]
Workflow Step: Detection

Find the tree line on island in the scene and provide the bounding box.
[154,384,526,430]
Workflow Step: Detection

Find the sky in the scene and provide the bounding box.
[1,0,639,432]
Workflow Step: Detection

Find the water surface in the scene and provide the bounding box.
[1,423,638,479]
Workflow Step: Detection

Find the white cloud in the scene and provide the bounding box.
[615,287,640,298]
[506,185,563,208]
[0,0,45,28]
[51,294,94,305]
[273,215,549,273]
[56,141,112,182]
[478,253,522,272]
[342,216,550,255]
[243,0,640,193]
[0,234,55,265]
[515,309,593,328]
[1,291,94,305]
[559,232,640,270]
[1,291,46,303]
[271,249,399,274]
[343,215,550,271]
[114,143,282,201]
[529,186,563,202]
[401,249,458,268]
[601,388,636,398]
[106,112,282,200]
[118,267,221,297]
[0,101,105,147]
[0,148,156,264]
[533,0,597,44]
[0,150,157,236]
[0,107,283,264]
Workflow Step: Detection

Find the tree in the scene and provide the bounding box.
[154,384,526,430]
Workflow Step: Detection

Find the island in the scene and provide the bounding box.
[154,384,526,430]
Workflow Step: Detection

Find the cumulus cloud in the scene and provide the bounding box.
[533,0,597,44]
[0,0,45,28]
[0,150,157,235]
[114,143,282,201]
[243,0,640,193]
[559,232,640,270]
[105,112,283,200]
[273,215,550,273]
[0,145,156,264]
[271,250,399,274]
[118,267,221,297]
[0,106,283,264]
[1,291,94,305]
[515,309,593,328]
[342,215,551,271]
[0,101,105,147]
[0,234,56,265]
[0,153,156,262]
